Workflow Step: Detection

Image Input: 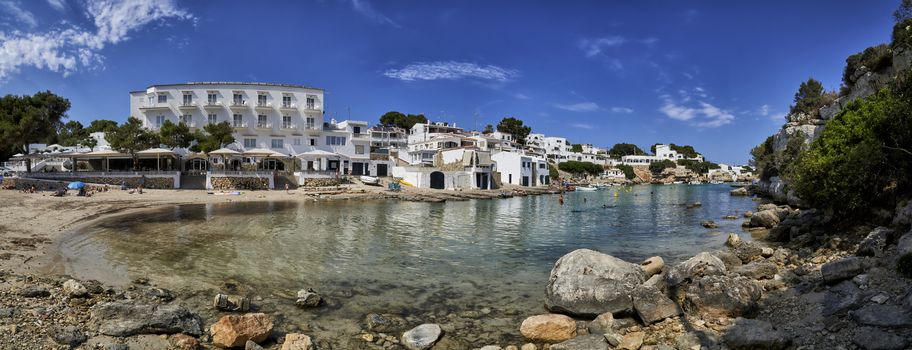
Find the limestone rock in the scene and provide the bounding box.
[853,327,909,350]
[851,304,912,328]
[550,334,609,350]
[712,250,742,271]
[700,220,718,229]
[725,233,741,247]
[749,210,783,228]
[823,281,865,316]
[685,275,762,318]
[721,318,791,350]
[520,344,537,350]
[295,289,324,308]
[520,314,577,343]
[666,252,727,286]
[897,232,912,256]
[364,313,407,332]
[856,227,893,257]
[586,312,614,334]
[731,261,778,280]
[632,286,681,324]
[618,331,644,350]
[62,279,88,298]
[730,187,748,196]
[48,325,87,347]
[213,294,250,312]
[731,242,764,263]
[169,334,200,350]
[246,340,264,350]
[401,324,442,350]
[821,257,865,284]
[281,333,315,350]
[210,313,274,348]
[640,256,664,277]
[90,301,202,337]
[545,249,646,316]
[893,200,912,228]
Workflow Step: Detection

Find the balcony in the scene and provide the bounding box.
[204,101,223,110]
[303,104,321,111]
[280,103,297,111]
[254,102,273,111]
[178,101,197,110]
[351,133,369,139]
[304,124,321,135]
[255,122,273,130]
[232,122,248,130]
[280,124,298,134]
[229,100,248,110]
[139,103,170,111]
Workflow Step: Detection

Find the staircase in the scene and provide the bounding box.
[180,174,207,189]
[273,172,299,190]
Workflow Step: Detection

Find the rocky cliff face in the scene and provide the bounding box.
[756,46,912,205]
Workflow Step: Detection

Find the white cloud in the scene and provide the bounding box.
[758,104,785,121]
[513,93,530,100]
[610,107,634,114]
[579,35,626,58]
[1,1,38,28]
[759,104,770,116]
[0,0,194,82]
[46,0,65,11]
[658,93,734,128]
[350,0,400,28]
[570,123,594,130]
[383,61,519,82]
[554,101,602,112]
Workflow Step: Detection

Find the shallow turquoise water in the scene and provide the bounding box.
[57,184,756,346]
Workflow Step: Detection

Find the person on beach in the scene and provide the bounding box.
[285,183,290,194]
[120,180,127,191]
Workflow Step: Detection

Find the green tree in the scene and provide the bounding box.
[570,144,583,152]
[616,164,636,180]
[496,117,532,145]
[159,120,194,150]
[85,119,119,134]
[649,159,676,174]
[895,0,912,23]
[57,120,87,146]
[106,117,159,169]
[677,159,720,174]
[379,111,428,130]
[557,161,602,176]
[790,78,835,116]
[483,124,494,133]
[608,143,645,157]
[196,122,236,153]
[80,135,97,151]
[0,91,70,159]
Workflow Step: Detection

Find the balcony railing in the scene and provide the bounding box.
[205,101,222,108]
[304,104,319,111]
[255,122,273,129]
[231,100,247,107]
[255,101,273,109]
[139,103,170,110]
[179,101,196,108]
[280,103,296,109]
[281,123,296,130]
[232,122,248,128]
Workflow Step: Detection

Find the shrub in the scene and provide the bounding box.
[616,164,636,180]
[893,18,912,49]
[790,78,837,117]
[558,161,602,176]
[843,44,893,88]
[649,159,676,174]
[549,163,559,179]
[899,253,912,278]
[677,159,720,174]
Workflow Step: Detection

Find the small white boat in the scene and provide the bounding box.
[360,176,380,186]
[576,186,598,192]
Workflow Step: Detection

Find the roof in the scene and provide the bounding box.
[130,82,324,94]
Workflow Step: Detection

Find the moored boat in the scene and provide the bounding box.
[360,175,380,186]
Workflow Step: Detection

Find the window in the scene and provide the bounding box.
[309,138,316,146]
[306,96,315,109]
[233,93,243,105]
[157,94,167,103]
[293,138,301,146]
[182,93,192,105]
[233,114,243,127]
[355,145,365,154]
[207,93,217,105]
[353,126,361,134]
[282,115,292,129]
[244,138,256,148]
[257,94,267,106]
[271,139,284,149]
[180,114,192,125]
[155,115,165,127]
[305,117,315,128]
[257,115,268,128]
[208,114,217,125]
[282,95,292,108]
[325,136,346,145]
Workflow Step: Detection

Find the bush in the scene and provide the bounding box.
[649,159,676,174]
[558,161,602,176]
[751,136,777,180]
[549,164,559,179]
[843,44,893,88]
[899,253,912,278]
[677,159,720,174]
[790,78,837,117]
[616,164,636,180]
[892,18,912,49]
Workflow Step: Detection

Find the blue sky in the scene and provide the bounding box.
[0,0,900,164]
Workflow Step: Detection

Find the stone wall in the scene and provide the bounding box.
[300,178,340,187]
[1,177,108,191]
[17,175,174,189]
[210,177,270,191]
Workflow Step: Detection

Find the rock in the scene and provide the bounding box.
[479,346,501,350]
[666,252,727,286]
[893,200,912,228]
[743,211,753,218]
[520,314,576,343]
[730,187,748,196]
[246,340,265,350]
[725,233,741,247]
[902,289,912,311]
[851,304,912,328]
[170,334,200,350]
[551,334,608,350]
[723,215,739,220]
[853,327,909,350]
[711,250,742,271]
[48,325,87,347]
[545,249,646,316]
[213,293,250,312]
[684,275,762,318]
[856,227,893,257]
[365,313,407,332]
[721,318,791,350]
[640,256,664,277]
[618,331,644,350]
[90,301,202,336]
[731,261,778,280]
[871,294,889,304]
[700,220,718,228]
[400,324,442,350]
[295,289,324,308]
[897,232,912,256]
[749,210,783,228]
[281,333,315,350]
[731,242,764,263]
[823,281,865,316]
[675,333,703,350]
[631,286,681,324]
[821,257,866,284]
[521,344,537,350]
[586,312,614,334]
[18,286,49,298]
[760,247,774,258]
[63,279,88,298]
[210,313,274,348]
[643,272,667,293]
[852,274,870,287]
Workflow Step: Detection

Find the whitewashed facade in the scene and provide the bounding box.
[491,151,549,186]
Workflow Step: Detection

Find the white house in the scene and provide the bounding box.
[392,148,493,190]
[491,151,549,186]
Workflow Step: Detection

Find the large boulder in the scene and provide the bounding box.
[731,261,778,280]
[210,313,274,348]
[721,318,791,350]
[666,252,727,286]
[749,210,784,228]
[281,333,314,350]
[90,301,202,337]
[894,200,912,228]
[821,257,866,284]
[822,281,865,316]
[401,324,442,350]
[853,327,909,350]
[685,275,762,318]
[897,232,912,256]
[640,256,664,277]
[519,314,577,343]
[48,325,87,347]
[730,242,764,263]
[62,279,88,298]
[855,227,893,257]
[545,249,646,316]
[851,304,912,328]
[586,312,614,334]
[730,187,748,196]
[632,286,681,324]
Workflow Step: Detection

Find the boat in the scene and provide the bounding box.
[360,175,380,186]
[689,181,702,185]
[673,181,684,184]
[576,186,598,192]
[710,180,722,184]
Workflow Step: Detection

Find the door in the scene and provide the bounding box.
[522,176,530,186]
[351,162,364,176]
[430,171,445,189]
[376,164,388,177]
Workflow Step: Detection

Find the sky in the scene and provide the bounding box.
[0,0,901,164]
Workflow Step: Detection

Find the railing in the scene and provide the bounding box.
[231,100,247,107]
[255,122,273,129]
[298,170,339,176]
[304,104,319,110]
[256,102,272,108]
[351,133,368,138]
[233,122,248,128]
[22,171,180,177]
[281,123,296,130]
[304,124,319,130]
[140,103,169,109]
[281,103,296,109]
[205,101,221,107]
[209,170,275,176]
[179,101,196,107]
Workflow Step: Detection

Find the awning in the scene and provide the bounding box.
[74,150,127,158]
[137,148,175,156]
[208,148,241,156]
[296,149,345,158]
[184,152,208,160]
[243,148,286,157]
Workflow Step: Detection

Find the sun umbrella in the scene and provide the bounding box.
[67,181,85,190]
